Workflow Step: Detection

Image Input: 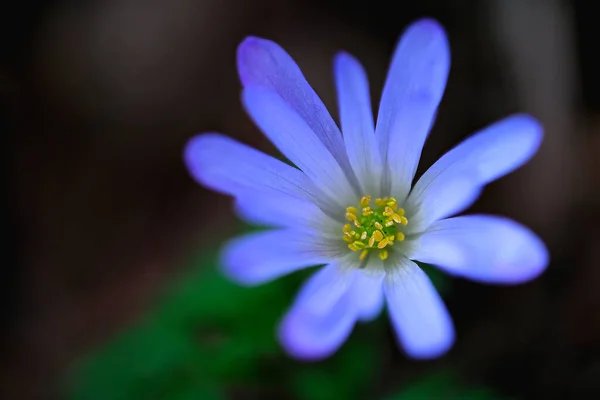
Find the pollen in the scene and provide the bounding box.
[359,249,369,261]
[379,249,389,261]
[359,196,371,207]
[342,196,408,261]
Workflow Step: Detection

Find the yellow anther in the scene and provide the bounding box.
[349,242,365,251]
[377,238,390,249]
[372,230,383,242]
[379,249,389,260]
[353,241,366,249]
[359,249,369,261]
[342,195,408,261]
[360,196,371,207]
[375,198,387,207]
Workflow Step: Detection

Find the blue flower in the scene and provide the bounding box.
[184,19,548,360]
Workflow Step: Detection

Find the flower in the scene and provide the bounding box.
[184,18,549,360]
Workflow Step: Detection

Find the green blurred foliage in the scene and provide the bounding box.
[385,371,503,400]
[65,228,475,400]
[291,339,377,400]
[66,236,379,399]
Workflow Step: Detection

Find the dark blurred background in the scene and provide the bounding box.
[1,0,599,398]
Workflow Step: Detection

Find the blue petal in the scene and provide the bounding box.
[375,19,450,202]
[384,258,454,359]
[349,270,384,321]
[279,264,358,360]
[237,37,360,192]
[243,87,357,203]
[184,133,337,213]
[220,229,337,286]
[406,115,543,231]
[334,52,382,195]
[413,215,549,284]
[234,191,338,234]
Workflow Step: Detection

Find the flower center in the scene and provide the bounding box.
[343,196,408,262]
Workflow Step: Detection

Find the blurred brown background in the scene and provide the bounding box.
[1,0,599,398]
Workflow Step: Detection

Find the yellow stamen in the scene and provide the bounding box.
[341,196,409,262]
[379,249,389,260]
[360,196,371,207]
[372,230,383,242]
[377,238,390,249]
[359,249,369,261]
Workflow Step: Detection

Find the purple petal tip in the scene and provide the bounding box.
[408,18,446,34]
[404,336,454,360]
[236,36,273,86]
[237,36,264,55]
[401,18,449,55]
[333,50,353,64]
[183,134,212,181]
[512,113,544,139]
[278,317,337,362]
[502,113,545,163]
